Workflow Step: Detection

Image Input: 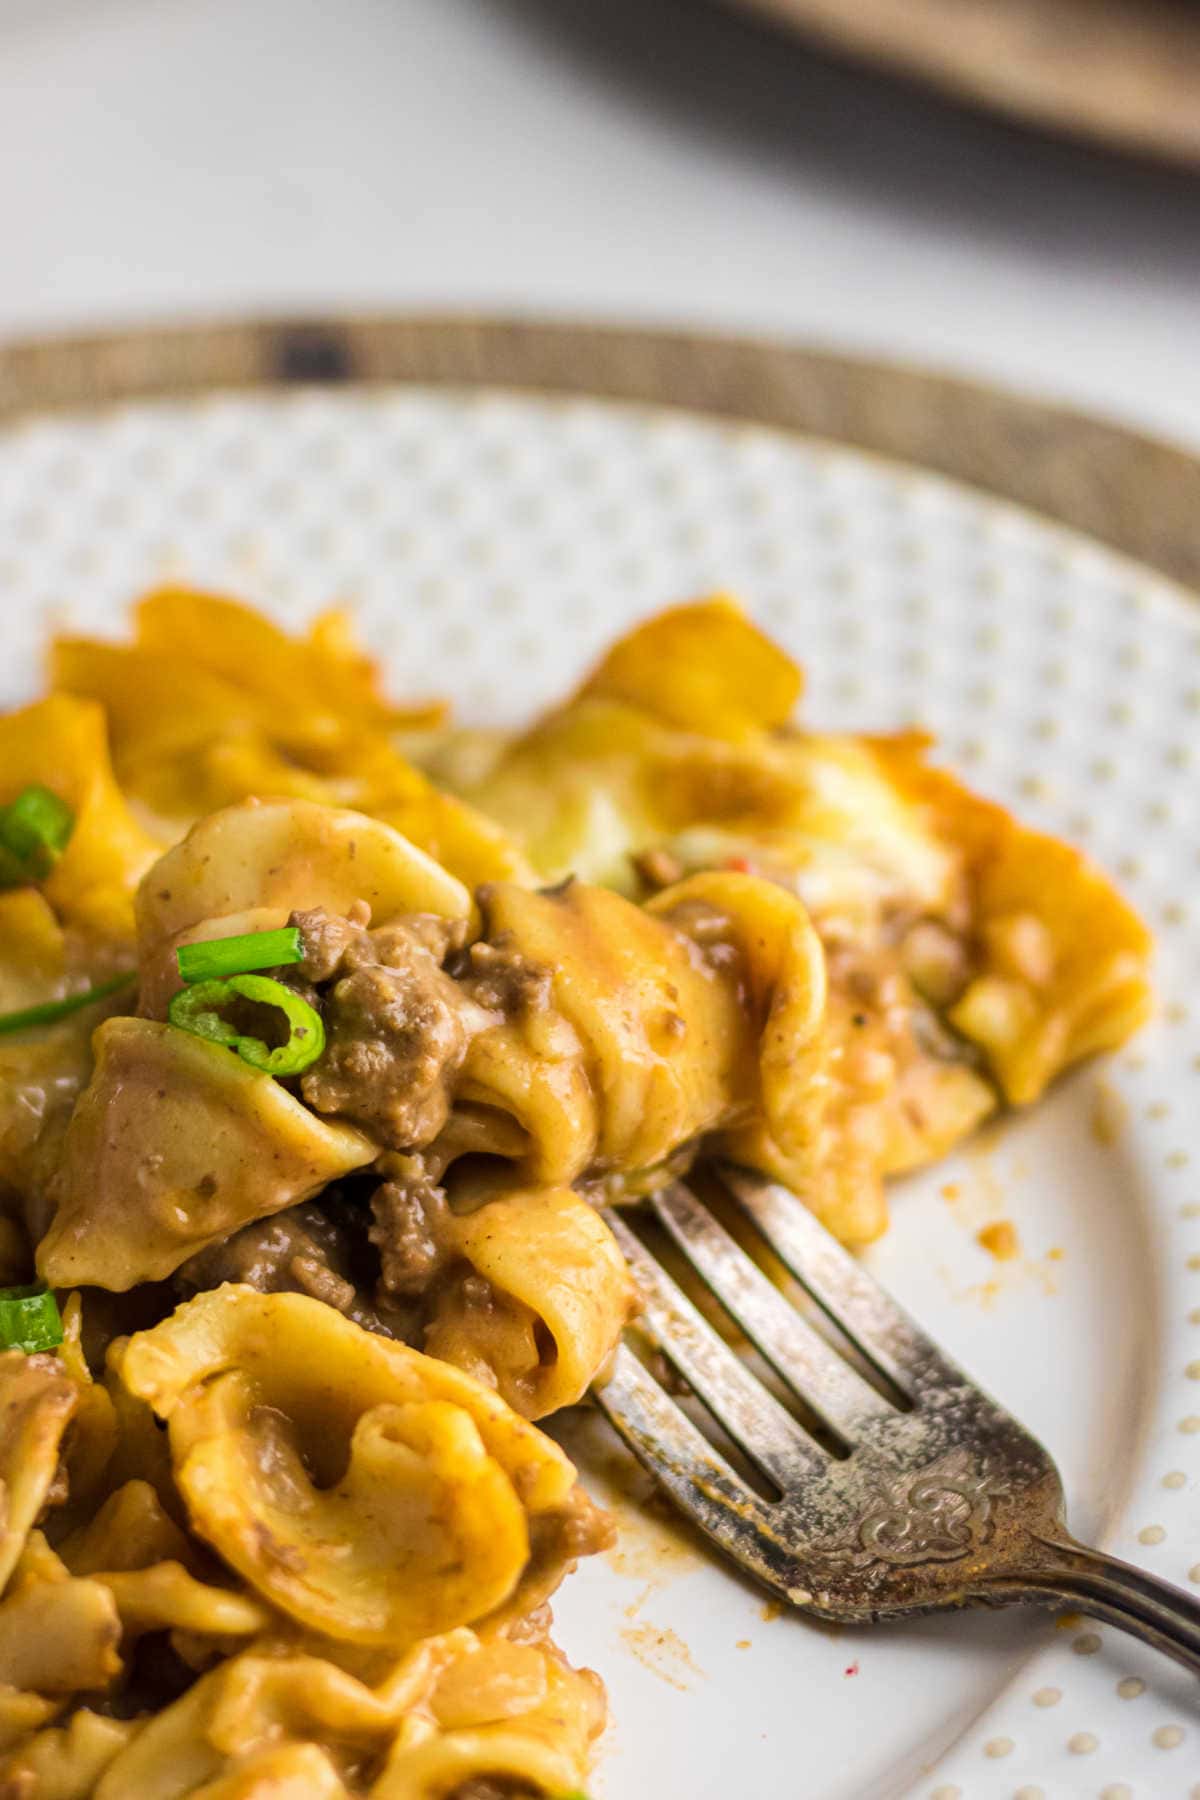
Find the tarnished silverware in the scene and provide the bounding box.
[595,1166,1200,1672]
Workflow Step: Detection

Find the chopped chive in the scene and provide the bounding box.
[0,972,135,1037]
[168,973,325,1077]
[176,926,304,985]
[0,785,74,885]
[0,1284,63,1353]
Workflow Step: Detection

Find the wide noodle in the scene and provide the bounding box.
[0,590,1151,1796]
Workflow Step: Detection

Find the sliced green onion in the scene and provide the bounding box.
[168,973,324,1077]
[0,785,75,885]
[0,972,135,1037]
[177,926,304,985]
[0,1284,64,1353]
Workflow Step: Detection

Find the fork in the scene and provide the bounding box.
[594,1166,1200,1673]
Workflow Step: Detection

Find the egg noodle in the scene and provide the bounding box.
[0,591,1151,1796]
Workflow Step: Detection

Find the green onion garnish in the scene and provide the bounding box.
[0,972,135,1037]
[167,973,324,1077]
[176,926,304,985]
[0,785,74,885]
[0,1284,64,1353]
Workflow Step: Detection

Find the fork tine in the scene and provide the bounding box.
[593,1344,810,1596]
[593,1343,762,1525]
[719,1166,965,1398]
[649,1182,895,1443]
[604,1209,828,1489]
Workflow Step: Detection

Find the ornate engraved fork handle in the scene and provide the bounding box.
[986,1537,1200,1676]
[598,1172,1200,1681]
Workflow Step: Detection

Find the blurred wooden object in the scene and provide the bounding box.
[728,0,1200,166]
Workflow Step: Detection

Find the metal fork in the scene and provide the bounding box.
[594,1166,1200,1673]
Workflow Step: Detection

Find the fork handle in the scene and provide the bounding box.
[996,1537,1200,1676]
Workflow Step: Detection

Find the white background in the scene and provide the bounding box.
[1,0,1198,448]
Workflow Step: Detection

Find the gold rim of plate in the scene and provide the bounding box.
[0,311,1198,592]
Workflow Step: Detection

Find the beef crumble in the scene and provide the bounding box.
[455,935,553,1016]
[175,1196,410,1339]
[290,902,370,983]
[172,907,566,1333]
[297,914,487,1149]
[368,1155,452,1297]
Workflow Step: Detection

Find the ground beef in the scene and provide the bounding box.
[508,1486,618,1619]
[290,904,370,983]
[290,907,467,983]
[630,844,684,890]
[457,935,553,1016]
[288,1250,357,1313]
[174,1197,405,1337]
[530,1484,617,1566]
[369,1157,451,1297]
[300,925,481,1148]
[371,914,470,965]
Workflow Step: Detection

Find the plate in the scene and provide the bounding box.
[726,0,1200,169]
[2,363,1199,1796]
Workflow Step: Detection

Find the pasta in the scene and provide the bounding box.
[114,1287,598,1646]
[459,597,1152,1241]
[0,1292,608,1799]
[0,589,1151,1795]
[51,589,529,890]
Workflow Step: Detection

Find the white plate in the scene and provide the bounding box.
[2,387,1199,1799]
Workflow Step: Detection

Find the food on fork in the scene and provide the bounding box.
[0,590,1150,1796]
